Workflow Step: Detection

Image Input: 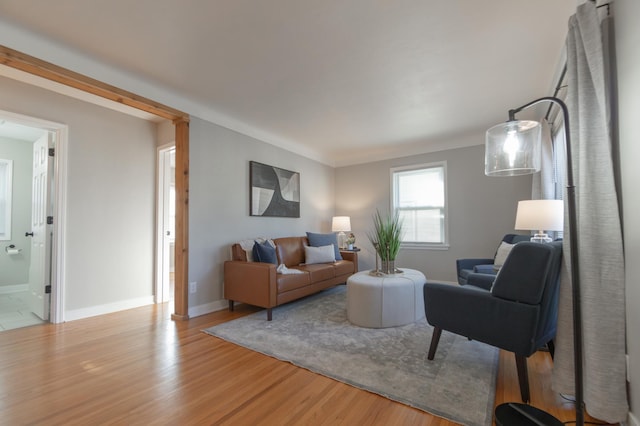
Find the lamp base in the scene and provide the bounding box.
[530,233,553,244]
[495,403,563,426]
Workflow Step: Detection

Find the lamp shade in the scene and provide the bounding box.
[485,120,542,176]
[331,216,351,232]
[515,200,564,232]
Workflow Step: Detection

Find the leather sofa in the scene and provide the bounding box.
[224,236,357,320]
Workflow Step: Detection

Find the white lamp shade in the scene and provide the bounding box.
[485,120,542,176]
[331,216,351,232]
[515,200,564,232]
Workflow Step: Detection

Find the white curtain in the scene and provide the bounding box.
[552,2,628,422]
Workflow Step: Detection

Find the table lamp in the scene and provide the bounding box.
[515,199,564,243]
[331,216,351,249]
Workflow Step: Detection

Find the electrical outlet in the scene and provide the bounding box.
[189,281,197,294]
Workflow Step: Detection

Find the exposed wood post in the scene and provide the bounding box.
[172,119,190,320]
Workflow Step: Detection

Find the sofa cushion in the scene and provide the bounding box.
[253,240,277,264]
[277,272,311,293]
[333,259,356,276]
[296,264,335,282]
[304,244,336,264]
[306,232,342,260]
[273,237,306,267]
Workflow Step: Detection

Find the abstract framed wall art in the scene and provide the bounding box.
[250,161,300,217]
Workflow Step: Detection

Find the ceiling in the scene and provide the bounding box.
[0,1,577,166]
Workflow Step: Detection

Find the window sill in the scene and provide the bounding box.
[401,242,449,251]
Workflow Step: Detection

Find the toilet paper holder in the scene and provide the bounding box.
[5,244,22,254]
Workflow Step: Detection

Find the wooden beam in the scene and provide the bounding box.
[0,44,192,320]
[172,119,190,320]
[0,45,189,122]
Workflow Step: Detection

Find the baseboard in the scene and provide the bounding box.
[188,299,229,318]
[64,296,155,322]
[629,411,639,426]
[0,283,29,294]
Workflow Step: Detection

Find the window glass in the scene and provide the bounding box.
[392,162,447,246]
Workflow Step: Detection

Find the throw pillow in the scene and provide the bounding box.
[493,241,515,271]
[306,232,342,260]
[304,244,336,265]
[253,240,277,264]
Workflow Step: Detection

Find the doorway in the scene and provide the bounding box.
[0,110,67,329]
[156,144,175,312]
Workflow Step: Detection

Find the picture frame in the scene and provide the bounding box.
[250,161,300,217]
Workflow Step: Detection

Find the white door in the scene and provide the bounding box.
[156,146,175,306]
[27,133,52,320]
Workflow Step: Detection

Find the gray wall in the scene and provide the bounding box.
[0,136,32,286]
[616,0,639,422]
[188,117,335,312]
[335,142,532,281]
[0,76,157,315]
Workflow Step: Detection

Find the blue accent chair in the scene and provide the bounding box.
[456,234,531,286]
[424,241,563,403]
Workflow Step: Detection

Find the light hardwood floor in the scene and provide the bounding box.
[0,300,609,425]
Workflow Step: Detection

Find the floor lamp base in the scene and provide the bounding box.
[495,403,564,426]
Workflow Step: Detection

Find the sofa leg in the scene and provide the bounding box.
[228,300,234,312]
[515,354,531,403]
[428,327,442,360]
[267,308,272,321]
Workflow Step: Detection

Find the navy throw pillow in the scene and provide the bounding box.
[252,240,277,264]
[306,232,342,260]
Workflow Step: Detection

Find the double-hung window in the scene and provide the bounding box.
[391,162,448,248]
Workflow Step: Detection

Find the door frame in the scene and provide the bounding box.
[0,44,191,320]
[0,109,68,324]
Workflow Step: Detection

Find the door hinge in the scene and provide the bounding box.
[47,216,54,225]
[45,285,52,294]
[48,148,55,157]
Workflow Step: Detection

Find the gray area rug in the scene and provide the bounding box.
[203,286,498,426]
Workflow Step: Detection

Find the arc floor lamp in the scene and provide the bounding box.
[485,96,583,426]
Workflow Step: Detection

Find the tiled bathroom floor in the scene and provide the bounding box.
[0,291,46,331]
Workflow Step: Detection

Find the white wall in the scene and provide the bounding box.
[0,136,32,286]
[0,76,157,318]
[187,117,335,315]
[336,139,532,281]
[616,0,640,423]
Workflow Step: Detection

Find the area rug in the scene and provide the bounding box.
[203,286,498,426]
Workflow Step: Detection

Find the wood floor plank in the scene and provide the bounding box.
[0,302,611,425]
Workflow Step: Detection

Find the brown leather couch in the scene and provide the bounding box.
[224,236,358,320]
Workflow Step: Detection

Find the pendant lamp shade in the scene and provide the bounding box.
[485,120,542,176]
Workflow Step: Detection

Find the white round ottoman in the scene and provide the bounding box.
[346,268,426,328]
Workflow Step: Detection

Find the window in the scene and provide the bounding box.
[391,162,447,248]
[0,159,13,241]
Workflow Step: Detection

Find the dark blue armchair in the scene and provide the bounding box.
[424,241,563,403]
[456,233,531,285]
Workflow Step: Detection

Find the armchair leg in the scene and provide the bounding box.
[514,354,531,403]
[427,327,442,360]
[547,340,555,359]
[228,300,234,312]
[267,308,272,321]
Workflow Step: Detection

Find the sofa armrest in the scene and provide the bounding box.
[223,261,278,309]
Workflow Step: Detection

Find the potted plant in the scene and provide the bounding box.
[368,209,403,274]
